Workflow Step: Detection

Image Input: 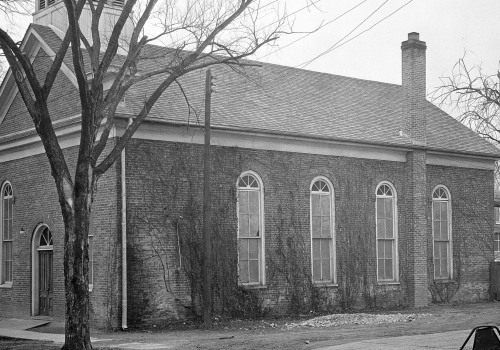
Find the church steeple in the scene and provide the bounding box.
[33,0,133,53]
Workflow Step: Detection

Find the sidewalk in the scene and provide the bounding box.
[0,317,480,349]
[317,329,472,349]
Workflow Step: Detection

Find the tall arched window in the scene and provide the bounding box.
[1,182,13,286]
[432,186,452,279]
[310,177,335,283]
[376,182,398,282]
[237,171,265,285]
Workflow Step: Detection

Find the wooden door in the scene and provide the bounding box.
[39,250,53,316]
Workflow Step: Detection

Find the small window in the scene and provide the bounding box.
[1,182,13,286]
[376,182,398,282]
[237,171,265,285]
[39,0,45,9]
[495,232,500,261]
[432,186,452,279]
[310,177,335,284]
[88,235,94,291]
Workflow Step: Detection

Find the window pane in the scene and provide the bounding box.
[239,191,248,213]
[433,221,440,238]
[313,260,321,281]
[377,241,384,258]
[249,214,259,237]
[249,260,259,283]
[312,239,321,259]
[434,259,441,278]
[239,214,249,237]
[440,202,447,221]
[384,198,393,219]
[441,256,448,278]
[496,208,500,223]
[377,259,385,280]
[239,261,249,283]
[385,259,393,280]
[8,218,13,240]
[321,216,330,237]
[321,258,331,281]
[440,222,448,240]
[377,219,386,238]
[249,191,259,214]
[4,242,12,260]
[385,218,393,238]
[440,242,448,260]
[377,198,385,218]
[238,239,248,259]
[88,237,93,285]
[433,202,440,221]
[312,217,321,237]
[320,195,330,216]
[320,239,330,261]
[384,240,393,259]
[311,195,320,215]
[248,239,259,260]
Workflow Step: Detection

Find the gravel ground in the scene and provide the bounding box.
[284,312,432,329]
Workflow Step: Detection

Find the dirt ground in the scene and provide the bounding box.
[2,301,500,349]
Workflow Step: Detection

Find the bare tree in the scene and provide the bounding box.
[0,0,293,348]
[433,57,500,188]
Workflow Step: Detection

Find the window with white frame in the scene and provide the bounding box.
[310,177,335,283]
[88,235,94,291]
[432,186,452,279]
[237,172,265,285]
[1,182,13,285]
[376,182,398,282]
[495,232,500,261]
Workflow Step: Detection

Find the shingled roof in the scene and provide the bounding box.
[28,24,500,159]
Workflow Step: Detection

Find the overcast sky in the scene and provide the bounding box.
[256,0,500,95]
[5,0,500,96]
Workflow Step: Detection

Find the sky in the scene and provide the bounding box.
[4,0,500,96]
[255,0,500,95]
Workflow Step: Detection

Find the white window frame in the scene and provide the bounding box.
[236,171,265,286]
[375,181,399,283]
[0,181,13,288]
[310,176,336,284]
[495,232,500,262]
[88,235,94,292]
[432,185,453,280]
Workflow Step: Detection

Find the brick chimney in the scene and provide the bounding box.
[401,32,427,145]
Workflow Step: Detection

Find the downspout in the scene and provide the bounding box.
[121,118,132,330]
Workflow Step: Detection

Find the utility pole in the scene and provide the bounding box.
[203,69,213,327]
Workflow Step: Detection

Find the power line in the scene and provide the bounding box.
[315,0,415,58]
[298,0,390,69]
[257,0,368,61]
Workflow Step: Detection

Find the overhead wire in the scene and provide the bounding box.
[257,0,368,61]
[297,0,389,69]
[297,0,415,69]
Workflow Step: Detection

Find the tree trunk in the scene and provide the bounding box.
[61,184,92,350]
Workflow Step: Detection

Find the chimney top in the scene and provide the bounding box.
[402,32,426,51]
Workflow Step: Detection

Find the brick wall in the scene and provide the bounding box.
[0,143,121,329]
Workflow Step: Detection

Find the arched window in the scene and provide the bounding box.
[310,177,335,283]
[376,182,398,282]
[432,186,452,279]
[237,171,265,285]
[1,182,13,286]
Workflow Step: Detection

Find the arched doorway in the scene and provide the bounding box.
[32,224,53,316]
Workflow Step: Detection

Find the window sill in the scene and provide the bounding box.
[377,281,400,286]
[313,282,338,288]
[239,284,267,290]
[434,279,455,284]
[0,282,13,289]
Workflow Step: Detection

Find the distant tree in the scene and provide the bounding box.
[434,57,500,188]
[0,1,294,349]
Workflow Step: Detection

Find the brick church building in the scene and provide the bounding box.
[0,2,499,329]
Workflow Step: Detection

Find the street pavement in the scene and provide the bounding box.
[0,318,480,349]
